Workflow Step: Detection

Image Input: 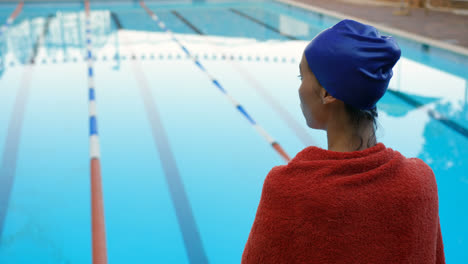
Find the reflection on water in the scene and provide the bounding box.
[0,10,114,74]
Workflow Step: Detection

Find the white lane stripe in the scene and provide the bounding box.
[88,77,94,88]
[192,57,200,64]
[206,72,215,81]
[225,94,239,106]
[90,135,101,159]
[254,124,275,144]
[89,100,97,116]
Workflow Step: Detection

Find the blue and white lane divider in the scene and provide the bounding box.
[85,3,100,165]
[140,1,291,162]
[84,1,108,263]
[0,2,24,38]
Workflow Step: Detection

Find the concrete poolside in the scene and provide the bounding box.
[286,0,468,51]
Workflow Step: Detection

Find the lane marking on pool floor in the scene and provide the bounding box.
[85,1,108,263]
[0,1,24,38]
[30,15,53,64]
[225,8,468,140]
[387,90,468,139]
[140,0,291,163]
[110,12,209,264]
[0,11,51,242]
[228,8,298,40]
[170,10,203,35]
[169,10,317,147]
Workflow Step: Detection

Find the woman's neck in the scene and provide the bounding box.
[326,115,376,152]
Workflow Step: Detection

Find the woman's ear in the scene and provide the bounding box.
[320,87,337,104]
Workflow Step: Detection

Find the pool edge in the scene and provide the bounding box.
[274,0,468,57]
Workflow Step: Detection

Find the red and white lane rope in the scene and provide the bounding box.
[0,2,24,37]
[84,1,108,263]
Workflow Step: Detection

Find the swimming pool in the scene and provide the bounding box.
[0,0,467,263]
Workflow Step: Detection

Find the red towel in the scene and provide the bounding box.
[242,143,445,264]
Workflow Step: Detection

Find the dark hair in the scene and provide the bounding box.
[344,104,378,150]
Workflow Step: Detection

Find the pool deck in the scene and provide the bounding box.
[283,0,468,52]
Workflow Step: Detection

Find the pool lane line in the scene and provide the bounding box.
[110,12,122,30]
[170,10,203,35]
[140,1,291,163]
[30,15,53,64]
[0,11,51,242]
[110,12,209,264]
[0,1,24,37]
[387,90,468,139]
[0,67,33,243]
[85,1,108,263]
[228,8,298,40]
[170,10,317,147]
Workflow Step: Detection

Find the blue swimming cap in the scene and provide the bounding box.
[304,19,401,110]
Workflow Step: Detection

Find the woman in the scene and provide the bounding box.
[242,20,445,263]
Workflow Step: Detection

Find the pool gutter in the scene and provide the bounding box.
[274,0,468,57]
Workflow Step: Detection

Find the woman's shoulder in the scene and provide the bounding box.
[402,156,437,183]
[266,144,436,185]
[381,147,438,196]
[388,147,435,176]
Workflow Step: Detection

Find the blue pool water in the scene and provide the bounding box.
[0,0,467,263]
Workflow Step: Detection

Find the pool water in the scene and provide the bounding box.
[0,0,467,263]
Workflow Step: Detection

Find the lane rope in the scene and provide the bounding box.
[169,10,317,147]
[140,0,291,162]
[84,1,108,263]
[0,1,24,38]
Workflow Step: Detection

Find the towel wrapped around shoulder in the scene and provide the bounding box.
[242,143,445,264]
